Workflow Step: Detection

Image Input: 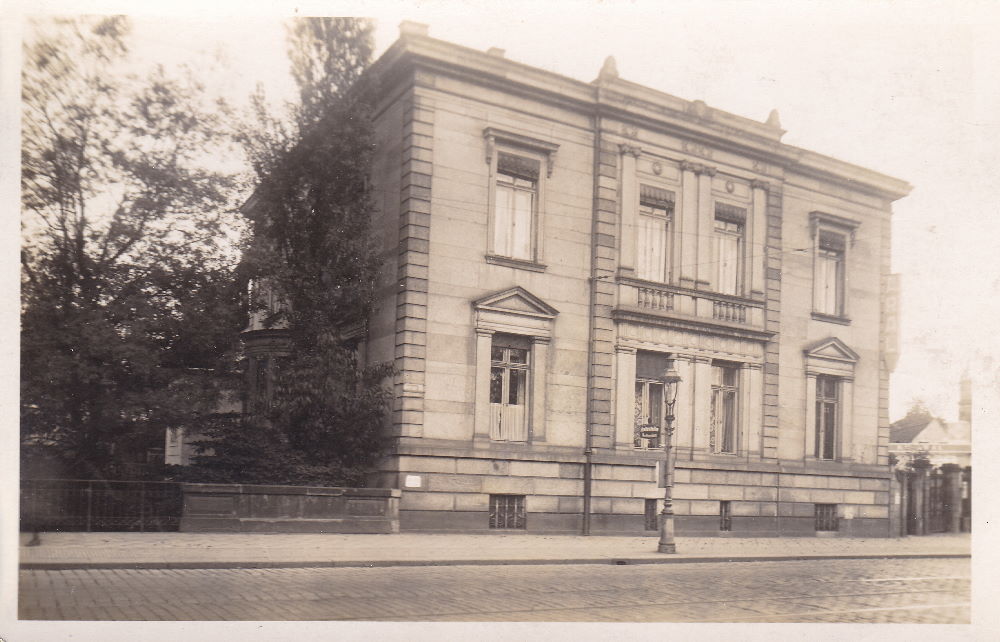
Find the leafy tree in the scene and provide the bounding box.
[188,17,391,487]
[20,17,243,478]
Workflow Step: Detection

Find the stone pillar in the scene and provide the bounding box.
[749,180,769,298]
[911,462,931,535]
[614,346,637,449]
[840,378,854,462]
[673,355,694,457]
[530,336,550,443]
[473,329,494,443]
[745,363,763,459]
[695,165,716,290]
[678,161,699,288]
[942,463,963,533]
[618,145,640,274]
[691,357,713,453]
[804,373,818,460]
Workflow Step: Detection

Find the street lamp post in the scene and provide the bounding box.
[657,364,682,554]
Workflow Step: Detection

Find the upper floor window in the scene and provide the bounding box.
[490,334,530,442]
[636,185,675,283]
[493,152,539,262]
[710,363,740,454]
[810,211,859,322]
[713,203,746,296]
[815,375,840,460]
[815,230,846,316]
[483,128,558,270]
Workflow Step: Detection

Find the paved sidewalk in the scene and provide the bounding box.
[19,531,970,570]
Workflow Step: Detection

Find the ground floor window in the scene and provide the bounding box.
[720,500,732,532]
[815,503,839,531]
[645,498,659,531]
[489,494,526,529]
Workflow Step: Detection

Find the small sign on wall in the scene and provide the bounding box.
[404,474,422,488]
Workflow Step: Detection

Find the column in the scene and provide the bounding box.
[678,161,699,288]
[695,166,716,290]
[840,378,854,462]
[618,145,640,274]
[473,329,494,442]
[749,180,769,298]
[744,363,763,459]
[691,357,713,453]
[614,346,637,448]
[530,336,550,443]
[804,374,818,460]
[672,355,694,457]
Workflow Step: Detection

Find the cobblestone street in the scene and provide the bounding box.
[19,557,969,623]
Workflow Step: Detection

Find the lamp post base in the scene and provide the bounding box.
[656,541,676,554]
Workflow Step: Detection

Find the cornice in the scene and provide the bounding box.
[612,308,775,343]
[371,32,911,203]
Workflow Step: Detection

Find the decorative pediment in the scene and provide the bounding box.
[474,287,558,339]
[804,337,859,363]
[474,287,558,319]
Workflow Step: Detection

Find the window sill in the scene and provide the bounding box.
[811,312,851,326]
[486,254,547,273]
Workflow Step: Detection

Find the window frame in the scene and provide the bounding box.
[635,184,676,284]
[633,350,670,450]
[483,128,558,271]
[815,374,840,460]
[489,334,532,443]
[713,202,747,296]
[710,362,741,455]
[810,211,860,323]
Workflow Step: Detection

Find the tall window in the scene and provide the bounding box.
[815,375,839,459]
[490,334,530,442]
[634,351,669,449]
[636,185,674,283]
[492,152,538,261]
[710,363,739,454]
[713,204,746,296]
[815,231,846,316]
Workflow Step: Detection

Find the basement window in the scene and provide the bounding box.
[489,494,526,529]
[720,500,732,532]
[815,503,839,531]
[645,498,659,531]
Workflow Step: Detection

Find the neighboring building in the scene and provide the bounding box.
[246,22,911,536]
[888,378,972,535]
[889,377,972,469]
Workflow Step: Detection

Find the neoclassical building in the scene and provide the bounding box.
[252,22,911,536]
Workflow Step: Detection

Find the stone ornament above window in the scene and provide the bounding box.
[483,127,559,177]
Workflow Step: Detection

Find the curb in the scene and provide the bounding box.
[19,552,970,571]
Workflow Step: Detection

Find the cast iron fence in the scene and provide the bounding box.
[21,479,184,532]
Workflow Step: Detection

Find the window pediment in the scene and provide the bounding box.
[474,287,558,339]
[804,337,859,363]
[804,337,858,378]
[474,287,559,319]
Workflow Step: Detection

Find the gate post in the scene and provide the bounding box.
[911,459,932,535]
[942,463,963,533]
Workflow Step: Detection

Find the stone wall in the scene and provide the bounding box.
[179,484,400,534]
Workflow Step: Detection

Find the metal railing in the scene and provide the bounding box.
[21,479,184,532]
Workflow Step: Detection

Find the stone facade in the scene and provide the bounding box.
[358,23,911,536]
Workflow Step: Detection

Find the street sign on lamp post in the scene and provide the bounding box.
[657,363,682,554]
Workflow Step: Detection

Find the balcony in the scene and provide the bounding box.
[613,277,771,341]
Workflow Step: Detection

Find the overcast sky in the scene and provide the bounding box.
[9,0,1000,424]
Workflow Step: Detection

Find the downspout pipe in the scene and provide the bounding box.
[582,95,606,536]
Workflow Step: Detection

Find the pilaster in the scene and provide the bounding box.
[530,336,550,443]
[394,89,434,438]
[613,345,637,449]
